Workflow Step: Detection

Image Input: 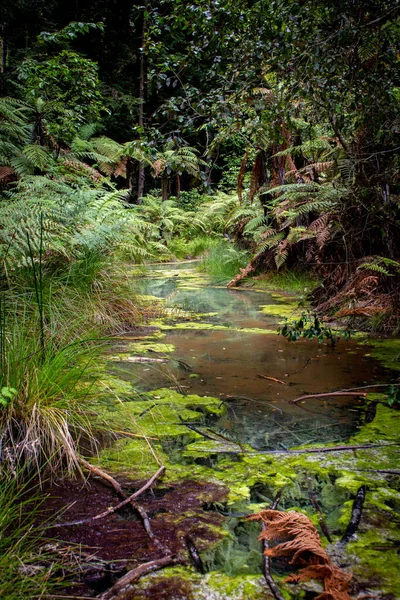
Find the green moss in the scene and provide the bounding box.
[155,321,277,335]
[350,403,400,443]
[347,531,400,596]
[367,337,400,371]
[204,572,267,599]
[131,566,268,600]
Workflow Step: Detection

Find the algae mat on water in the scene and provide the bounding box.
[98,386,400,599]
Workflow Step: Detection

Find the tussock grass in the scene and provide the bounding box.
[0,300,105,478]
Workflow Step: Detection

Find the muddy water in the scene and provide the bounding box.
[119,262,389,450]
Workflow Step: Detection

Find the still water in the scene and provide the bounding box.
[114,262,390,450]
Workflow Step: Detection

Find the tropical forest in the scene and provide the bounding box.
[1,1,400,599]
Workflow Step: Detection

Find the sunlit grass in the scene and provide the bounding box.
[198,240,249,284]
[166,235,219,260]
[249,269,320,294]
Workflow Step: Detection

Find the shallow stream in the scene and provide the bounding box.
[114,261,390,450]
[49,262,400,599]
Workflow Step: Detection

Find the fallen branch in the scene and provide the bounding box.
[257,374,286,385]
[97,555,181,600]
[178,418,217,441]
[227,262,256,287]
[78,458,125,498]
[290,391,367,404]
[258,442,399,455]
[261,530,286,600]
[291,383,400,405]
[186,535,205,574]
[340,485,366,545]
[341,383,400,392]
[52,466,165,528]
[261,491,286,600]
[132,502,163,549]
[191,442,400,456]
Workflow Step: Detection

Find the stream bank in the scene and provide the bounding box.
[44,262,400,599]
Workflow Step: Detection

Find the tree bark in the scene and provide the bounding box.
[136,4,148,204]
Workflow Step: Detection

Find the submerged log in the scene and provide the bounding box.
[290,391,367,404]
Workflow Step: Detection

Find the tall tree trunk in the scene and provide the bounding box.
[161,176,169,202]
[126,157,138,203]
[136,4,148,204]
[0,36,4,73]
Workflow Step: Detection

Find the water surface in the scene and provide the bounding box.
[117,262,390,450]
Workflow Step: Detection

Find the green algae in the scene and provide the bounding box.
[368,337,400,371]
[131,566,269,600]
[347,531,400,596]
[127,341,176,353]
[155,321,277,335]
[99,261,400,597]
[259,303,301,319]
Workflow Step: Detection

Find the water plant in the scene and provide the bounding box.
[279,311,352,346]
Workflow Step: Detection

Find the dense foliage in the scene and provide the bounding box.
[0,2,399,487]
[0,5,399,596]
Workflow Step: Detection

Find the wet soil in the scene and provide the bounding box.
[43,475,227,596]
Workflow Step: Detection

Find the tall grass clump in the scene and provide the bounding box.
[198,239,249,284]
[0,297,106,478]
[251,268,320,293]
[166,235,219,260]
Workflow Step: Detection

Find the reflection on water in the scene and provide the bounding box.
[119,262,390,449]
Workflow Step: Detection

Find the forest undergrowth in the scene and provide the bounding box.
[0,3,399,597]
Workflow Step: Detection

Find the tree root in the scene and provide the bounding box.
[52,466,165,528]
[78,458,125,498]
[97,555,182,600]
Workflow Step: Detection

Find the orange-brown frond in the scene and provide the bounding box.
[249,510,352,600]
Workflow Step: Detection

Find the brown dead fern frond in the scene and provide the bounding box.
[249,151,264,202]
[305,161,335,175]
[249,510,352,600]
[113,157,128,178]
[152,158,166,178]
[0,166,16,185]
